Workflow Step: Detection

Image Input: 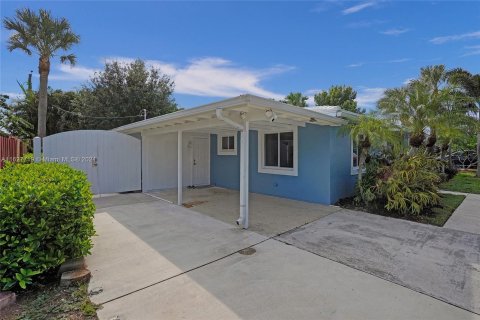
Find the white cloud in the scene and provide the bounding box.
[462,45,480,57]
[342,2,375,15]
[387,58,410,63]
[381,28,410,36]
[104,56,293,100]
[403,78,414,85]
[347,62,364,68]
[48,64,100,81]
[346,58,409,68]
[355,87,385,109]
[1,92,25,100]
[430,30,480,44]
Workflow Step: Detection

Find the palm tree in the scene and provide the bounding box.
[283,92,309,108]
[378,81,432,153]
[345,115,400,182]
[3,8,80,138]
[447,68,480,177]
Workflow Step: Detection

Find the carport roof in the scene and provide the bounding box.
[113,94,346,135]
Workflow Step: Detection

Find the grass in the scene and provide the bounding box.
[440,170,480,194]
[1,281,99,320]
[337,193,466,227]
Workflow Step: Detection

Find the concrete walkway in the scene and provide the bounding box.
[88,195,479,320]
[442,191,480,234]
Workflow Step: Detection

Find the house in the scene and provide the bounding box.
[114,94,359,228]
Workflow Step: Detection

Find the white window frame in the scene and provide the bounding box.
[258,127,298,176]
[217,132,237,156]
[351,136,362,175]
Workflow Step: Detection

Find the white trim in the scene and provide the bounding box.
[217,132,237,156]
[351,137,359,175]
[113,94,345,134]
[258,127,298,176]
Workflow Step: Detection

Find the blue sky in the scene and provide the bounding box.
[1,1,479,110]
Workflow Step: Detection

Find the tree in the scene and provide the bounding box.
[0,94,34,138]
[314,85,364,113]
[1,89,82,139]
[75,59,178,130]
[282,92,309,107]
[4,9,80,138]
[344,115,399,183]
[378,65,469,155]
[447,68,480,177]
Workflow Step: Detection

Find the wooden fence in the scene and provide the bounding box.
[0,136,26,168]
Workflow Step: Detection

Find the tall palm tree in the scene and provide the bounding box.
[447,68,480,177]
[283,92,309,108]
[3,8,80,138]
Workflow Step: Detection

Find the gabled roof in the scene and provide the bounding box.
[114,94,346,135]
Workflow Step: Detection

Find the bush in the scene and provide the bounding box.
[355,158,380,204]
[375,154,441,216]
[0,163,95,290]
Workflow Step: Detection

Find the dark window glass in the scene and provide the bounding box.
[228,136,235,149]
[222,136,229,150]
[279,132,294,168]
[264,133,278,166]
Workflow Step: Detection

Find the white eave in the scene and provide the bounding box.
[113,94,346,135]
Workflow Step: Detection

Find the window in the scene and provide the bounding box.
[258,128,298,176]
[351,136,360,174]
[217,133,237,155]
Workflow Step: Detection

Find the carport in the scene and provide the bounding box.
[150,187,340,236]
[114,94,345,229]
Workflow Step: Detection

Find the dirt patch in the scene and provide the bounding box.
[0,282,99,320]
[183,200,207,208]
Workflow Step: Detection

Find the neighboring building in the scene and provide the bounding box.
[114,94,359,229]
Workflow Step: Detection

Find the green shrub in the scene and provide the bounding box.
[375,154,441,216]
[0,163,95,290]
[355,158,380,204]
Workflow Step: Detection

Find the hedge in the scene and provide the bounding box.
[0,162,95,290]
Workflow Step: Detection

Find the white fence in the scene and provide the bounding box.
[36,130,141,194]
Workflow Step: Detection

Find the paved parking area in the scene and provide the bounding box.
[278,209,480,314]
[87,194,479,319]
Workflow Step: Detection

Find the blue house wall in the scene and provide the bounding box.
[210,124,356,205]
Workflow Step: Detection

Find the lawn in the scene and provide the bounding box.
[337,193,466,227]
[440,171,480,194]
[1,281,99,320]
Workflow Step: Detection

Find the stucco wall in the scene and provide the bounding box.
[210,124,356,204]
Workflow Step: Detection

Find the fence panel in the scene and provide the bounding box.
[0,136,25,168]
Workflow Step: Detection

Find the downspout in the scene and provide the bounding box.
[215,108,248,228]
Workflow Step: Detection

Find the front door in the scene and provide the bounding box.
[192,137,210,186]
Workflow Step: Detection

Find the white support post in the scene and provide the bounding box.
[177,130,183,206]
[244,121,249,229]
[238,121,249,229]
[33,137,42,162]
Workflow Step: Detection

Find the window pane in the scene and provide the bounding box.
[279,132,294,168]
[352,139,358,167]
[264,133,278,166]
[222,136,229,150]
[228,136,235,149]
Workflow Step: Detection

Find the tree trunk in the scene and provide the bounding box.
[477,132,480,177]
[37,57,50,138]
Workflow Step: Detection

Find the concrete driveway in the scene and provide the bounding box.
[87,194,479,319]
[278,209,480,314]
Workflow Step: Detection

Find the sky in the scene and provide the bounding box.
[1,1,479,110]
